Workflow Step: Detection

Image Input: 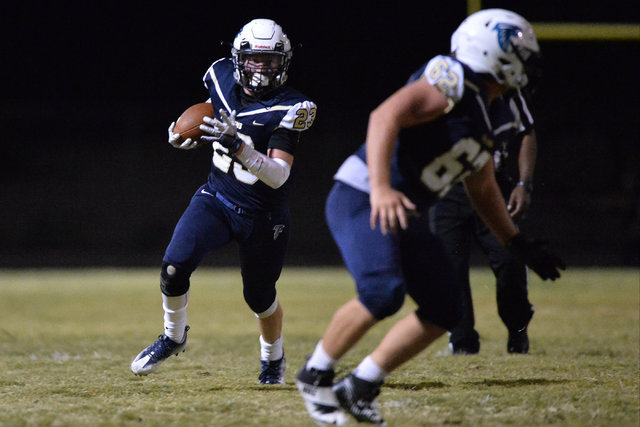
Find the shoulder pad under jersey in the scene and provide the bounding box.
[202,58,230,90]
[278,100,317,132]
[424,55,465,112]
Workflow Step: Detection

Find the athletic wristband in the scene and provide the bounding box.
[219,133,243,154]
[516,181,533,193]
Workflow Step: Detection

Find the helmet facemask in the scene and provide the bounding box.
[513,44,542,94]
[232,46,291,96]
[494,24,542,89]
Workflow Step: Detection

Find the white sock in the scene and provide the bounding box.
[353,355,387,383]
[162,292,188,343]
[260,335,284,361]
[306,340,337,371]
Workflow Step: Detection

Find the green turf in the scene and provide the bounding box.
[0,267,637,426]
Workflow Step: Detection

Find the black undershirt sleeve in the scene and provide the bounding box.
[268,127,300,156]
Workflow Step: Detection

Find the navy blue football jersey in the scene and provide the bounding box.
[201,58,316,213]
[490,89,535,172]
[334,55,495,211]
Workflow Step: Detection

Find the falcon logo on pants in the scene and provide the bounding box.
[273,224,285,240]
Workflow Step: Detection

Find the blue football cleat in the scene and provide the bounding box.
[259,354,286,385]
[130,326,189,375]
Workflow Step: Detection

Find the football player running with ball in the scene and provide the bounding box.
[296,9,563,425]
[131,19,316,385]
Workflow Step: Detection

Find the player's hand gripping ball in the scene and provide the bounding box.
[168,103,214,149]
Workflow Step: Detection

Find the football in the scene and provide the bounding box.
[173,103,214,142]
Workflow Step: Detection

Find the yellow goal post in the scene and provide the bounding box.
[466,0,640,41]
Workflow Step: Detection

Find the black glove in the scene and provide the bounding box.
[506,233,566,281]
[217,132,243,154]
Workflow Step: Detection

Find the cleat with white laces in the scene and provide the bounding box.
[334,373,386,425]
[130,326,189,375]
[296,363,349,425]
[259,355,286,384]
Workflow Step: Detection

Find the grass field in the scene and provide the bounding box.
[0,267,638,426]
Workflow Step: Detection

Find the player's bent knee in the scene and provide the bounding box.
[254,297,279,319]
[160,262,191,296]
[360,284,405,320]
[243,285,277,315]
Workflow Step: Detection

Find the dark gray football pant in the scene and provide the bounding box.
[429,183,534,349]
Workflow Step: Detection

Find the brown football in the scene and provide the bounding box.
[173,103,214,142]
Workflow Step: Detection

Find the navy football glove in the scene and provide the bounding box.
[506,234,566,281]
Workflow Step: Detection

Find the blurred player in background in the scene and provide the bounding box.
[130,19,317,385]
[296,9,563,425]
[429,19,540,354]
[430,115,537,355]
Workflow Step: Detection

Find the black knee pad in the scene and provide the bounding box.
[160,262,190,296]
[243,283,277,315]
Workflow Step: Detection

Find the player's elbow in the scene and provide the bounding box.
[261,165,290,189]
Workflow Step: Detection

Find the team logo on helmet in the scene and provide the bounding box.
[492,23,522,53]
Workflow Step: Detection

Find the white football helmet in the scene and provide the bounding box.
[232,19,292,96]
[451,9,541,89]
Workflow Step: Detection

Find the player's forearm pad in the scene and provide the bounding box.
[236,145,291,189]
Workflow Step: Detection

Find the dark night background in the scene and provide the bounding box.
[1,1,638,268]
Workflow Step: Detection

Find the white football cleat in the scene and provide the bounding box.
[296,363,349,425]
